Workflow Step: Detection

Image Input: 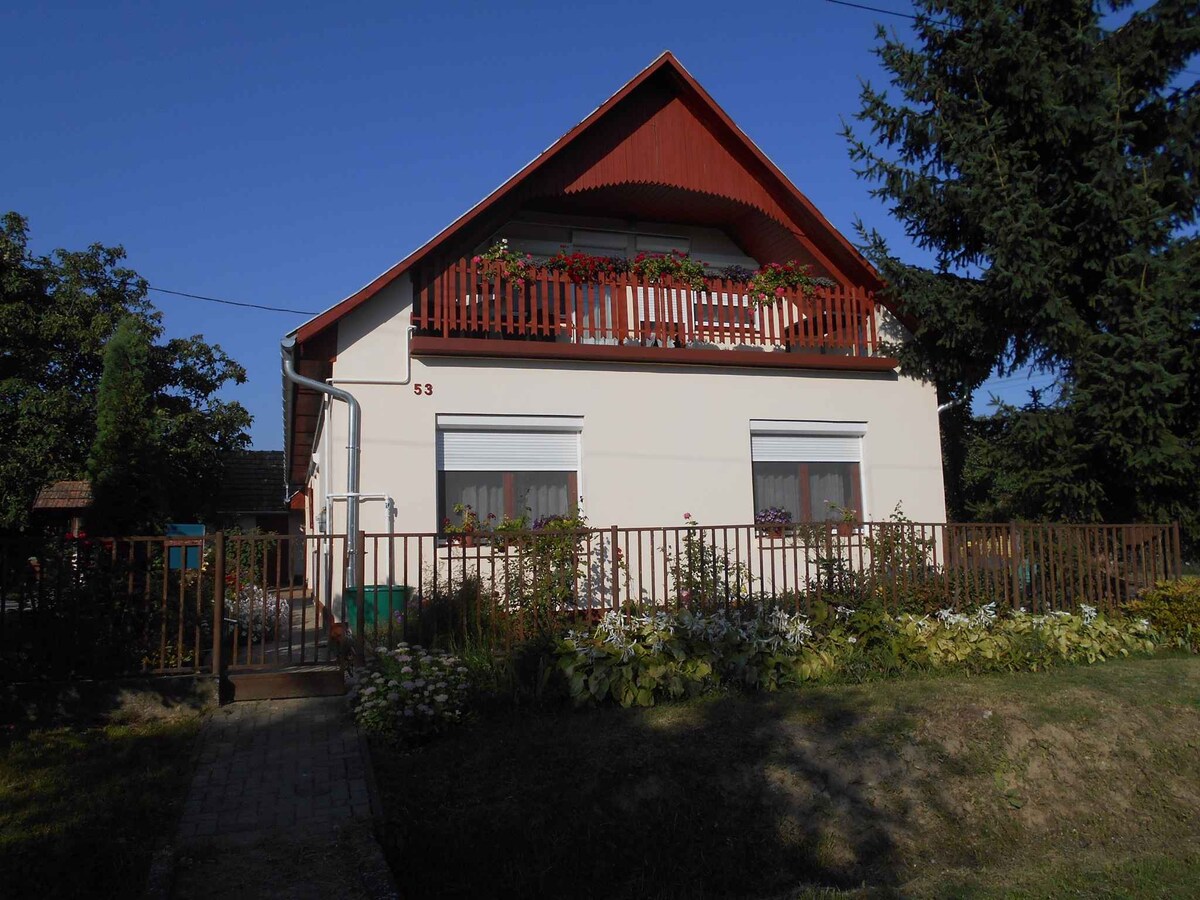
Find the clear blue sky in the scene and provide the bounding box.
[2,0,1072,447]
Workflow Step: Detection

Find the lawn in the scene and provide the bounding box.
[371,656,1200,899]
[0,711,201,899]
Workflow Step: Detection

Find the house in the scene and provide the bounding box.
[282,53,946,562]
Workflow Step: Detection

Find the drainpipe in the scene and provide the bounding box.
[281,337,363,595]
[327,325,417,386]
[937,397,966,414]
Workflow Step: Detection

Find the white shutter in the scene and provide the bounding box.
[438,430,579,472]
[635,234,690,254]
[634,286,692,324]
[750,433,862,463]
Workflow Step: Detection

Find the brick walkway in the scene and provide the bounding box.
[178,696,372,838]
[163,696,398,900]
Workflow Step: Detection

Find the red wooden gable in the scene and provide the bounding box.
[284,52,887,485]
[292,51,881,346]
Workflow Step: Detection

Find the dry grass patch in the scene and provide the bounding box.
[372,656,1200,899]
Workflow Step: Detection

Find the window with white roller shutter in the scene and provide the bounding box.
[436,416,581,530]
[749,421,865,523]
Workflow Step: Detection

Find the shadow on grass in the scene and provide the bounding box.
[0,715,200,900]
[372,688,937,899]
[2,673,215,728]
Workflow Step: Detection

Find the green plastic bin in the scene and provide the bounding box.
[346,584,413,629]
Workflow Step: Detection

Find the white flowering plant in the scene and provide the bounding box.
[555,605,838,706]
[348,643,472,741]
[227,585,289,643]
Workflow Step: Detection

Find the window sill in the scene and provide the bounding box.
[755,523,861,543]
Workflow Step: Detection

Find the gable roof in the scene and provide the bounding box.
[288,51,882,346]
[216,451,288,515]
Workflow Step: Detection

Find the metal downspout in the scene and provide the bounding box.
[281,337,363,597]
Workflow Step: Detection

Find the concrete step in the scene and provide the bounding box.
[222,665,345,702]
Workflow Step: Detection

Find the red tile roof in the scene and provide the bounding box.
[32,480,94,510]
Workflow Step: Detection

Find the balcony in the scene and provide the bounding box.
[411,259,895,371]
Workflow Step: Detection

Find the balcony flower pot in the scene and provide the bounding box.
[755,508,793,540]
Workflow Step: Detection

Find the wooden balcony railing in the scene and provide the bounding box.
[413,259,881,357]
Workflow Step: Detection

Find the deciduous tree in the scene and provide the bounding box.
[0,212,251,531]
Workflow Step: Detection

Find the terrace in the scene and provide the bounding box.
[411,257,895,370]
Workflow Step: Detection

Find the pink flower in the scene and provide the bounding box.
[775,286,786,297]
[471,255,482,265]
[683,512,692,520]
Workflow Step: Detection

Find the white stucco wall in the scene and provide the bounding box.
[309,273,947,538]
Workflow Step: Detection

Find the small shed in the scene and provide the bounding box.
[31,480,93,536]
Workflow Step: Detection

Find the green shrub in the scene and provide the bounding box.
[1126,577,1200,651]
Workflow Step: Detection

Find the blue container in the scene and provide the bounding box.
[166,523,205,570]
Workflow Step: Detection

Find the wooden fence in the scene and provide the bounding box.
[0,521,1183,681]
[414,258,880,355]
[0,533,343,682]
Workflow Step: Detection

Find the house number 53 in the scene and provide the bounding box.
[413,383,433,395]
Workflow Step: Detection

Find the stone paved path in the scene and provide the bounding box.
[163,696,397,900]
[178,696,371,837]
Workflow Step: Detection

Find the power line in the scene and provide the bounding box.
[981,377,1059,392]
[147,285,318,316]
[822,0,928,24]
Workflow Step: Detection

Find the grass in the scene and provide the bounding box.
[371,655,1200,899]
[0,713,201,899]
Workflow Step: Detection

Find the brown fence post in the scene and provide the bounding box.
[1009,522,1021,610]
[355,530,367,662]
[1171,521,1183,579]
[212,531,225,680]
[610,525,620,612]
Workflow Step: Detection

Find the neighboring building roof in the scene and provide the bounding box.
[32,480,94,511]
[217,451,288,515]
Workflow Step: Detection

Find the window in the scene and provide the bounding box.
[436,416,581,529]
[749,421,865,523]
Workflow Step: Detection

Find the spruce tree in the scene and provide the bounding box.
[87,318,162,533]
[844,0,1200,544]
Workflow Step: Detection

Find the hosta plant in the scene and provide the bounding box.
[555,606,825,707]
[554,601,1160,708]
[887,603,1158,673]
